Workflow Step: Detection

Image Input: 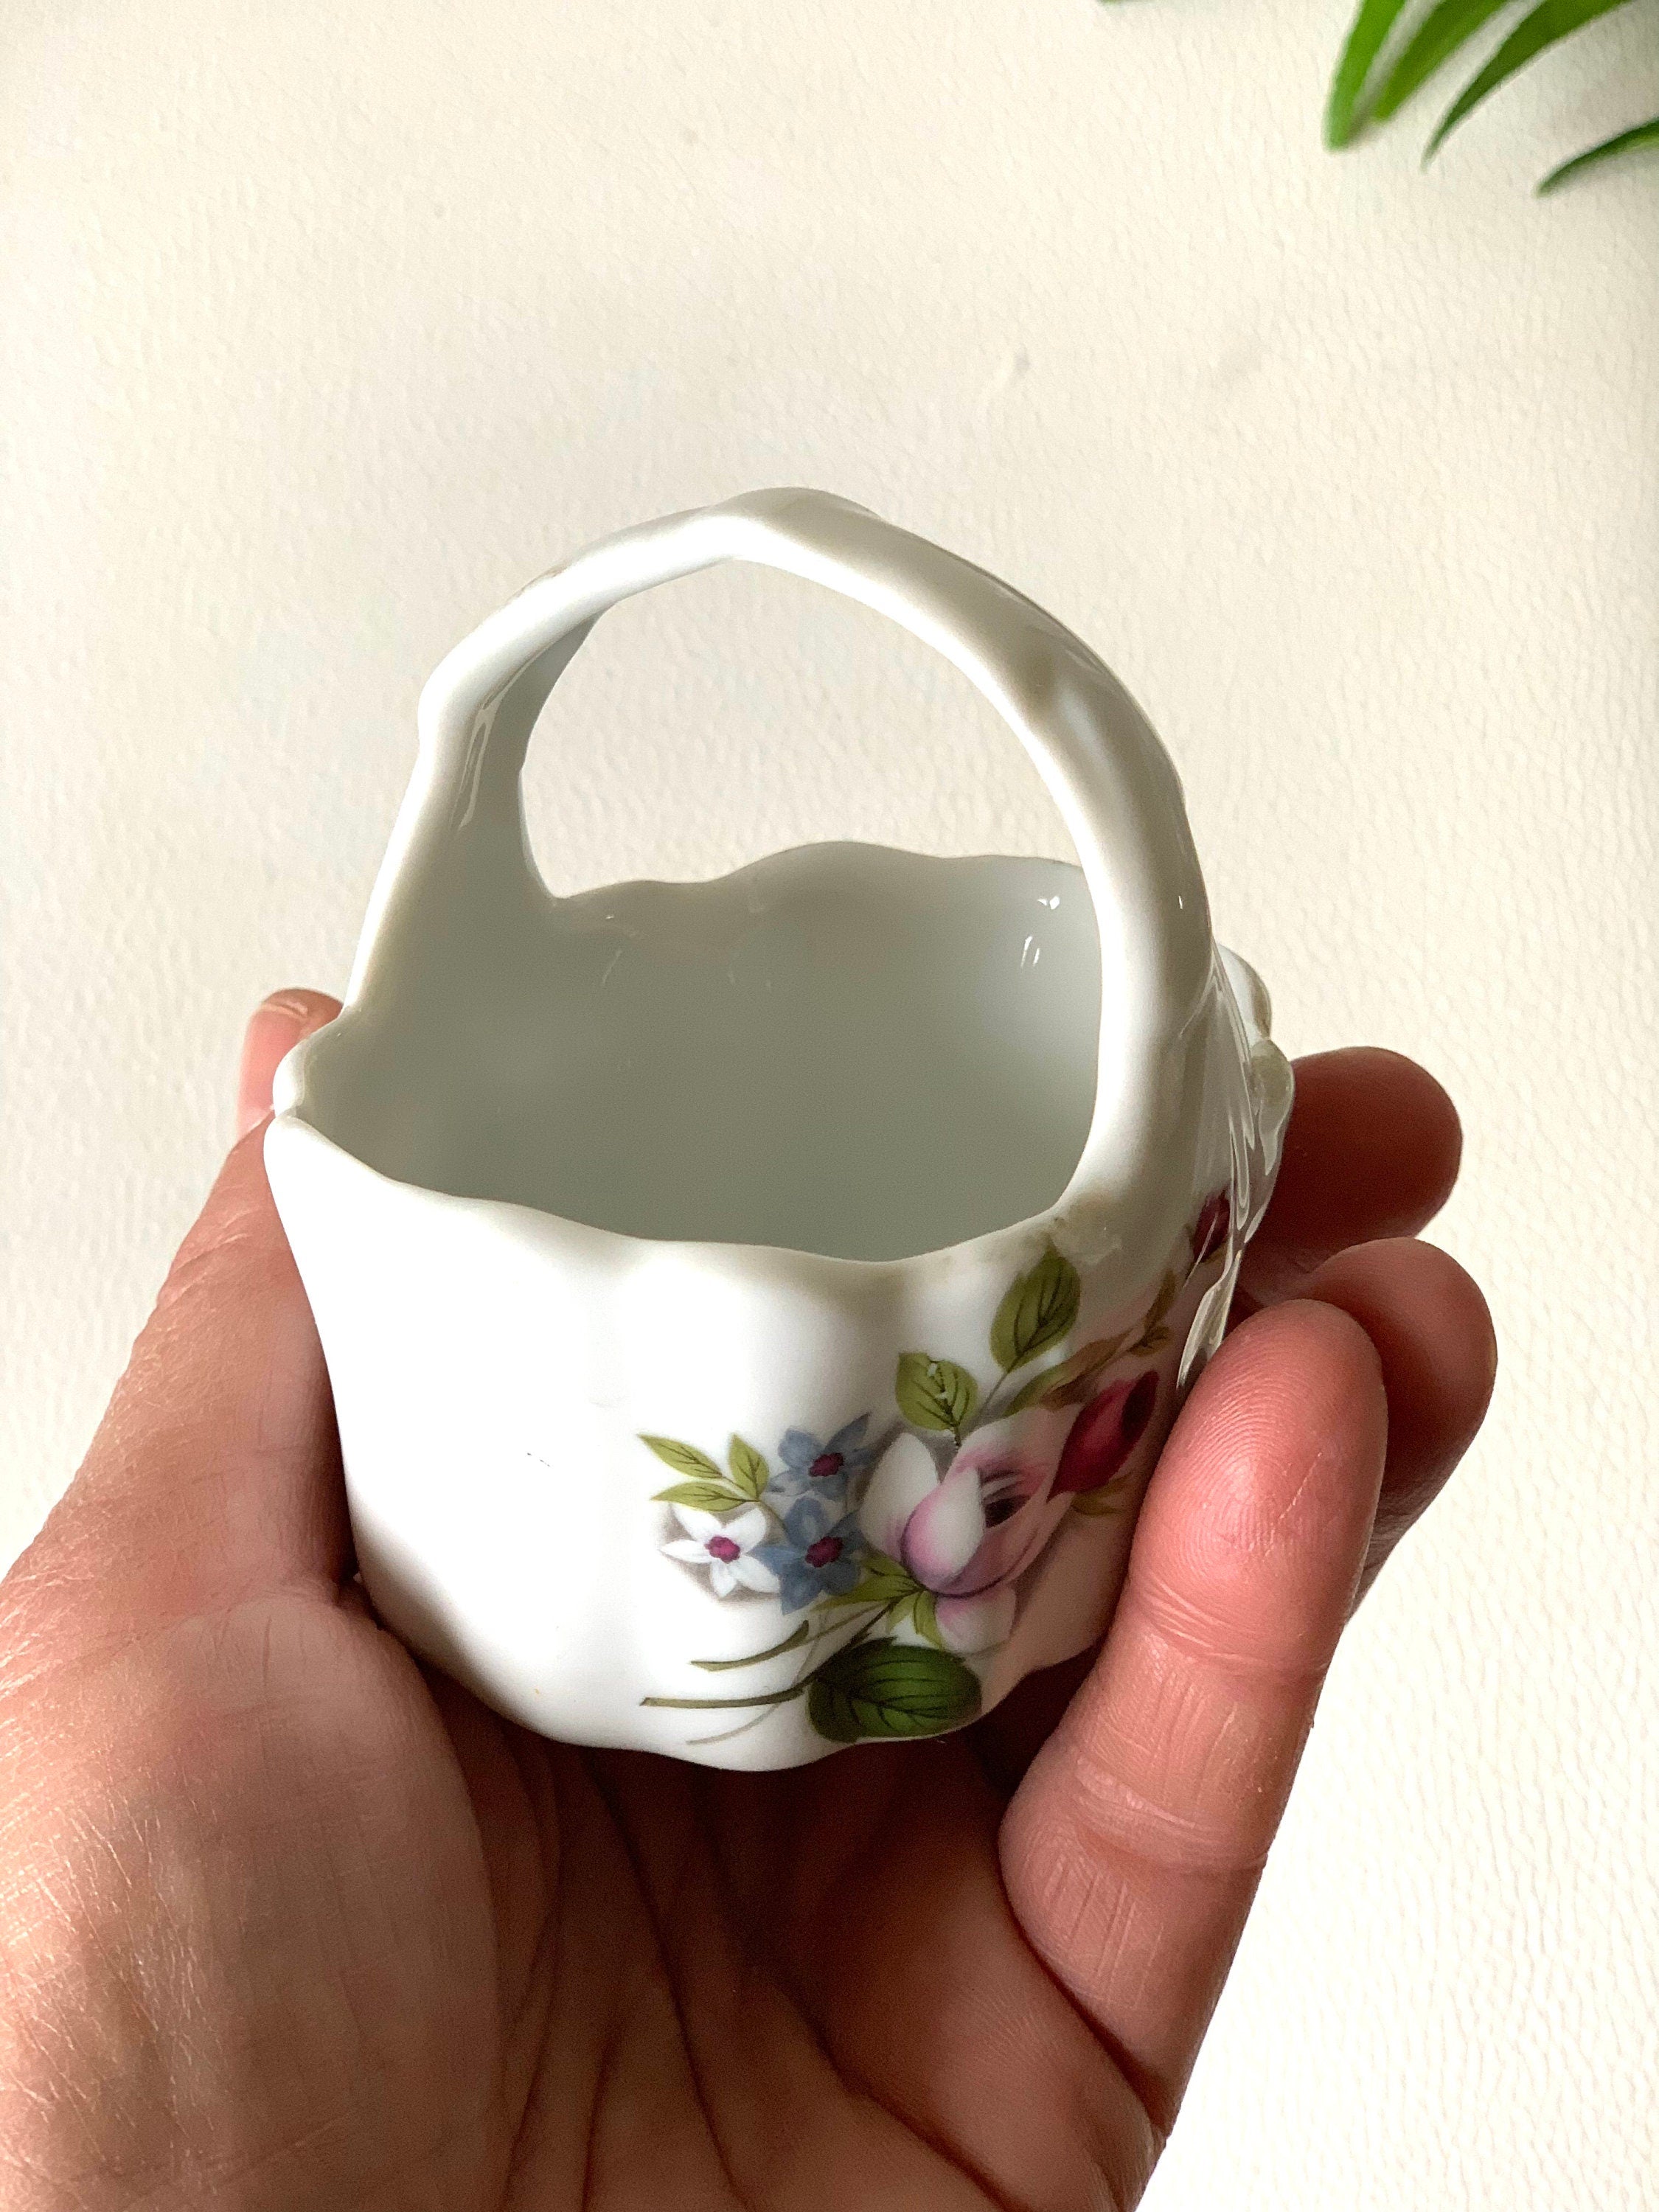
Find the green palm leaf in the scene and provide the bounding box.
[1370,0,1517,120]
[1326,0,1413,145]
[1537,111,1659,189]
[1425,0,1635,159]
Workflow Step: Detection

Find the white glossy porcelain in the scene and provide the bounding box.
[266,489,1292,1768]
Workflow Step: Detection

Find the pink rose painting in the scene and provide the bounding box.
[859,1411,1077,1654]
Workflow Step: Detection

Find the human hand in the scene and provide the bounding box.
[0,990,1495,2212]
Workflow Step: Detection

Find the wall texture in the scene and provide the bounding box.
[3,2,1655,2205]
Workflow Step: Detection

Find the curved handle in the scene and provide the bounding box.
[350,488,1214,1214]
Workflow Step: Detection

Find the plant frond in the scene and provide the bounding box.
[1537,111,1659,189]
[1371,0,1519,121]
[1425,0,1635,160]
[1326,0,1415,145]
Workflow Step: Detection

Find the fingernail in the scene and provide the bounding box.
[236,990,340,1136]
[259,989,326,1021]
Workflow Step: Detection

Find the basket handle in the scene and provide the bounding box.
[350,488,1215,1216]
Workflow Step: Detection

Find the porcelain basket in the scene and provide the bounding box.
[266,488,1293,1770]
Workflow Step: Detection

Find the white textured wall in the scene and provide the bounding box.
[3,2,1655,2204]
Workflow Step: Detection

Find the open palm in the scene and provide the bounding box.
[0,993,1495,2212]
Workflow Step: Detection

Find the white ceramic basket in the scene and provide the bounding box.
[267,489,1292,1770]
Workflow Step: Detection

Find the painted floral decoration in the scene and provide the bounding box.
[642,1192,1231,1748]
[754,1495,868,1610]
[660,1503,779,1598]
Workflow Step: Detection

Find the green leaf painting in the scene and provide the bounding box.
[726,1434,770,1500]
[894,1353,981,1437]
[824,1551,922,1610]
[903,1588,946,1648]
[644,1431,773,1514]
[641,1435,725,1483]
[650,1478,752,1514]
[805,1639,983,1743]
[990,1245,1082,1373]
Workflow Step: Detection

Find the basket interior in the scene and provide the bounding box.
[296,842,1101,1262]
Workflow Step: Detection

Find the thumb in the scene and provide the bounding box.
[7,992,347,1644]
